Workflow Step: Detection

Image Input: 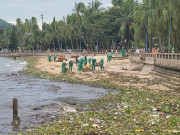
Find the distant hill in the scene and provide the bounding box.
[0,18,13,29]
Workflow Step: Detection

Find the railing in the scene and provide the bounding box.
[130,53,180,70]
[155,53,180,70]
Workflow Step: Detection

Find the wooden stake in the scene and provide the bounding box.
[12,98,20,125]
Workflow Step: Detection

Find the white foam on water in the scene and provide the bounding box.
[19,62,27,65]
[14,68,22,71]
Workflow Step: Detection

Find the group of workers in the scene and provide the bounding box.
[48,54,57,62]
[60,55,105,74]
[61,59,74,74]
[48,47,130,74]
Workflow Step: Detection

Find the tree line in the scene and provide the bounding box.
[0,0,180,53]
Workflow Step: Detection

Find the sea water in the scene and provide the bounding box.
[0,57,110,134]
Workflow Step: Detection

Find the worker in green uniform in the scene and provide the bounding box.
[80,57,84,71]
[131,46,135,53]
[107,53,110,62]
[69,59,73,72]
[78,57,83,71]
[88,57,92,64]
[92,56,97,71]
[48,54,51,62]
[109,53,112,61]
[121,48,126,57]
[62,59,67,74]
[100,57,104,71]
[54,55,57,62]
[84,55,87,66]
[78,58,81,71]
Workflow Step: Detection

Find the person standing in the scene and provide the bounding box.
[54,55,57,62]
[109,53,112,61]
[78,57,81,71]
[76,55,79,66]
[48,54,52,62]
[84,55,87,66]
[88,57,92,64]
[100,57,104,71]
[69,59,73,72]
[92,56,97,71]
[80,57,84,71]
[107,53,110,62]
[62,59,67,74]
[131,47,135,53]
[136,48,140,53]
[121,48,126,57]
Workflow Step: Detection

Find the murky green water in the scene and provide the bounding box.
[0,57,111,134]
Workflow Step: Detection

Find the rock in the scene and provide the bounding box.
[61,105,77,113]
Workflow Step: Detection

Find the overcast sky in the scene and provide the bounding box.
[0,0,112,25]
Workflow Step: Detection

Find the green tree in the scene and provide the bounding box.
[10,26,18,51]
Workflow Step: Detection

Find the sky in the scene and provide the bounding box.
[0,0,112,26]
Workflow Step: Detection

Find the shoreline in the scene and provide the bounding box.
[14,56,180,134]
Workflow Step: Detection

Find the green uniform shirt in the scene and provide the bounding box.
[88,58,92,64]
[92,59,96,65]
[69,61,73,66]
[54,55,57,61]
[84,56,87,63]
[62,62,66,69]
[100,59,104,66]
[121,49,125,57]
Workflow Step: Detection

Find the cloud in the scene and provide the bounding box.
[8,21,43,30]
[105,3,113,7]
[8,21,16,25]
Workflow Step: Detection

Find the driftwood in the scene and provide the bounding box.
[111,56,128,60]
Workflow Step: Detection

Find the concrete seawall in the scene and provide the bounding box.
[130,53,180,70]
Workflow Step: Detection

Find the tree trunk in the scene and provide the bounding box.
[92,39,96,52]
[178,38,180,53]
[43,42,47,50]
[71,39,73,50]
[102,42,104,52]
[82,36,87,48]
[106,40,111,52]
[158,36,164,53]
[53,40,55,51]
[57,38,61,52]
[76,38,79,51]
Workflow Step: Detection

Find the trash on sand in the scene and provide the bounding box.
[83,124,89,126]
[135,129,144,132]
[157,110,167,116]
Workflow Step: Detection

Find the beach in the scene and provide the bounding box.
[35,54,176,94]
[18,54,180,134]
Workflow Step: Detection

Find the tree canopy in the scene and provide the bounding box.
[0,0,180,53]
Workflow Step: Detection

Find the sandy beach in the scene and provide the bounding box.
[35,53,176,94]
